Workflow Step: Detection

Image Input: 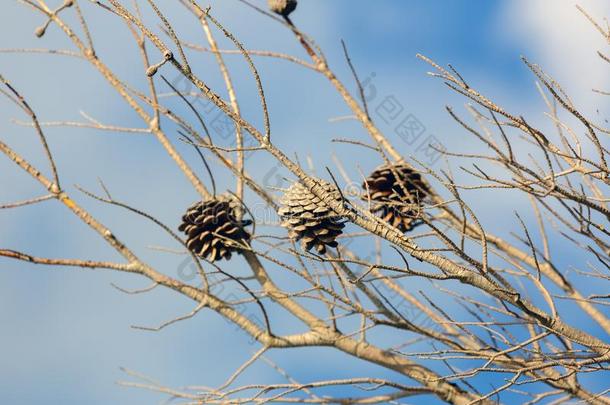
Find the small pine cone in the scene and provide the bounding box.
[278,180,344,254]
[362,164,429,232]
[178,195,252,262]
[268,0,297,16]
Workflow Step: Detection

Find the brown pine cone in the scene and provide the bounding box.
[268,0,297,16]
[178,195,252,262]
[278,180,344,254]
[362,164,429,232]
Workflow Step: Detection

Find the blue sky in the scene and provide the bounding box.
[1,1,610,404]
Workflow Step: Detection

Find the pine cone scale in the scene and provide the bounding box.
[279,180,345,254]
[178,195,251,262]
[362,164,429,233]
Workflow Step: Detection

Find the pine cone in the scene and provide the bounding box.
[268,0,297,16]
[179,195,252,262]
[278,180,344,254]
[362,164,428,232]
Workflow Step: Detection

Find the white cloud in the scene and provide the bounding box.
[498,0,610,113]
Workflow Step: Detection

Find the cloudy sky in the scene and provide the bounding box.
[1,1,609,404]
